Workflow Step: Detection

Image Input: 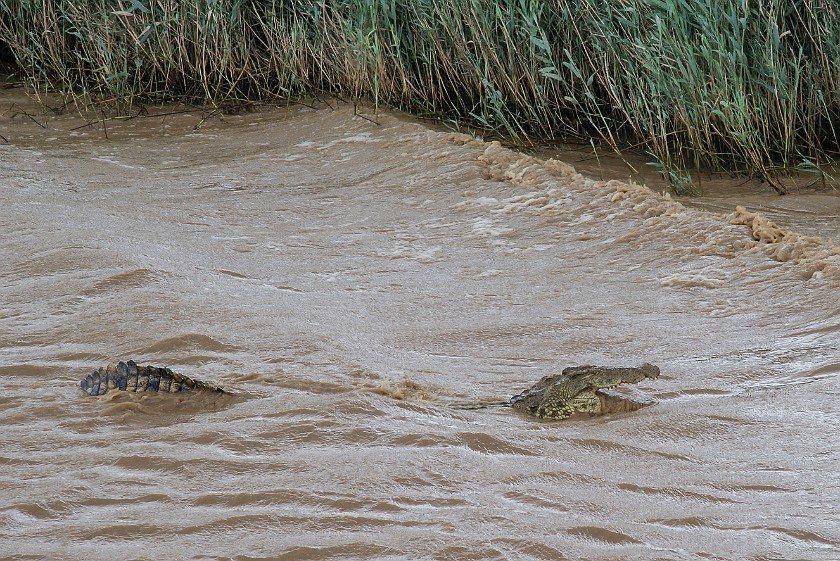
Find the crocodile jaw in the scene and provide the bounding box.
[510,364,661,419]
[535,387,650,419]
[595,389,648,414]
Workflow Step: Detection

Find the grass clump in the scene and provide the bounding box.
[1,0,839,192]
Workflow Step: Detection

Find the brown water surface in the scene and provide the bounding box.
[2,90,839,560]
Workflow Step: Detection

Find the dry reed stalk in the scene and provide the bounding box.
[1,0,837,193]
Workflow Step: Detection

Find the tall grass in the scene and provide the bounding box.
[2,0,839,191]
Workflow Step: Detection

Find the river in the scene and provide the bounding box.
[2,89,839,560]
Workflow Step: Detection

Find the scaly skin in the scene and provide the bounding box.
[80,360,227,396]
[509,363,660,419]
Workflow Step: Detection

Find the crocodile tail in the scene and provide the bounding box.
[156,366,226,394]
[80,361,227,396]
[448,400,510,410]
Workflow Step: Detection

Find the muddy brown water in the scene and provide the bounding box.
[2,90,839,560]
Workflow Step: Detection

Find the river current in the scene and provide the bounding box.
[1,90,839,560]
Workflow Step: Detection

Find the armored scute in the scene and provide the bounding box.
[80,360,226,396]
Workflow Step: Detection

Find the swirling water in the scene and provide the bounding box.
[1,92,839,560]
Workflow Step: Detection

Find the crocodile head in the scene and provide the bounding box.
[509,363,660,419]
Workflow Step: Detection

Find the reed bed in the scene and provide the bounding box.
[2,0,839,192]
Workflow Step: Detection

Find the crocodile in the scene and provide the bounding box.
[508,363,660,419]
[449,363,661,419]
[80,360,227,396]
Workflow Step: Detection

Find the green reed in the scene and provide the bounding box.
[1,0,838,192]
